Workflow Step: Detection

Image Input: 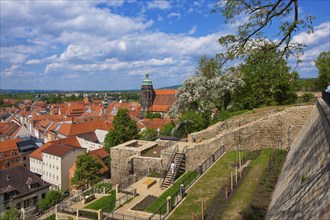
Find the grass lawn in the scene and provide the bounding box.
[220,149,273,220]
[168,151,238,220]
[145,170,198,214]
[84,190,116,213]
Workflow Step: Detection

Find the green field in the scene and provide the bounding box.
[220,149,273,219]
[168,151,238,220]
[84,190,116,213]
[145,171,198,214]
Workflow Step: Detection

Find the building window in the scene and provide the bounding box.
[10,151,16,156]
[2,153,6,158]
[23,199,29,208]
[23,156,26,161]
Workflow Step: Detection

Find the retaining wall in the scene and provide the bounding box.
[186,106,314,171]
[267,101,330,219]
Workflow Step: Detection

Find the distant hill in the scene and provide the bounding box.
[158,85,181,90]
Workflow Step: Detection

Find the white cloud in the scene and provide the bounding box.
[147,0,171,10]
[188,26,197,35]
[1,65,20,77]
[167,12,181,20]
[27,55,58,64]
[118,41,127,51]
[293,22,330,46]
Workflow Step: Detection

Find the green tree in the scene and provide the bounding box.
[315,51,330,90]
[104,109,139,150]
[161,121,176,136]
[195,55,221,79]
[0,207,20,220]
[173,111,209,138]
[145,110,162,119]
[38,190,64,211]
[140,128,158,141]
[234,47,297,109]
[213,0,314,65]
[71,153,102,190]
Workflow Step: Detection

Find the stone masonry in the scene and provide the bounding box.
[267,101,330,219]
[185,105,314,171]
[110,140,177,185]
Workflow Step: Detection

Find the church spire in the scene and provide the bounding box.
[142,70,152,86]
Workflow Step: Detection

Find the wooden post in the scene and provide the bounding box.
[235,166,238,184]
[225,178,228,199]
[239,151,241,171]
[241,151,243,166]
[231,172,233,191]
[201,201,204,220]
[115,184,119,199]
[167,196,172,214]
[98,209,103,220]
[192,212,195,220]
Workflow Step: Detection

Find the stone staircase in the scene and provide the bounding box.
[161,153,186,188]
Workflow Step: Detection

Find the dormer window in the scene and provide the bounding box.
[1,153,5,158]
[28,183,39,189]
[10,151,15,156]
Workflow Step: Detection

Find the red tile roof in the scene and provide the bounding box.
[29,137,82,160]
[89,148,109,159]
[0,138,20,153]
[57,120,113,137]
[57,136,81,148]
[42,144,72,157]
[150,90,176,113]
[29,142,53,160]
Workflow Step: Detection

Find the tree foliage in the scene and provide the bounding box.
[104,109,139,150]
[145,110,162,119]
[0,207,20,220]
[213,0,314,64]
[233,47,297,109]
[173,111,209,138]
[38,190,64,211]
[161,121,176,136]
[140,128,158,141]
[170,70,244,116]
[315,51,330,90]
[71,153,102,190]
[195,55,221,79]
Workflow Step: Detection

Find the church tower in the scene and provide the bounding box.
[140,72,155,118]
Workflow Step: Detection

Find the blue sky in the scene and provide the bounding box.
[1,0,329,91]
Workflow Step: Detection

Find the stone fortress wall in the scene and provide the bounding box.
[185,105,314,171]
[267,100,330,219]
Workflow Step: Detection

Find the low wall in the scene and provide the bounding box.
[186,106,313,171]
[131,156,164,180]
[267,101,330,219]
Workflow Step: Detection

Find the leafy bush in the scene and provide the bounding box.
[302,92,315,102]
[38,190,64,211]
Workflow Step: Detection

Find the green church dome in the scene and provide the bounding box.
[142,73,153,86]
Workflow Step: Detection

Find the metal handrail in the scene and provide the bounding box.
[159,145,178,187]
